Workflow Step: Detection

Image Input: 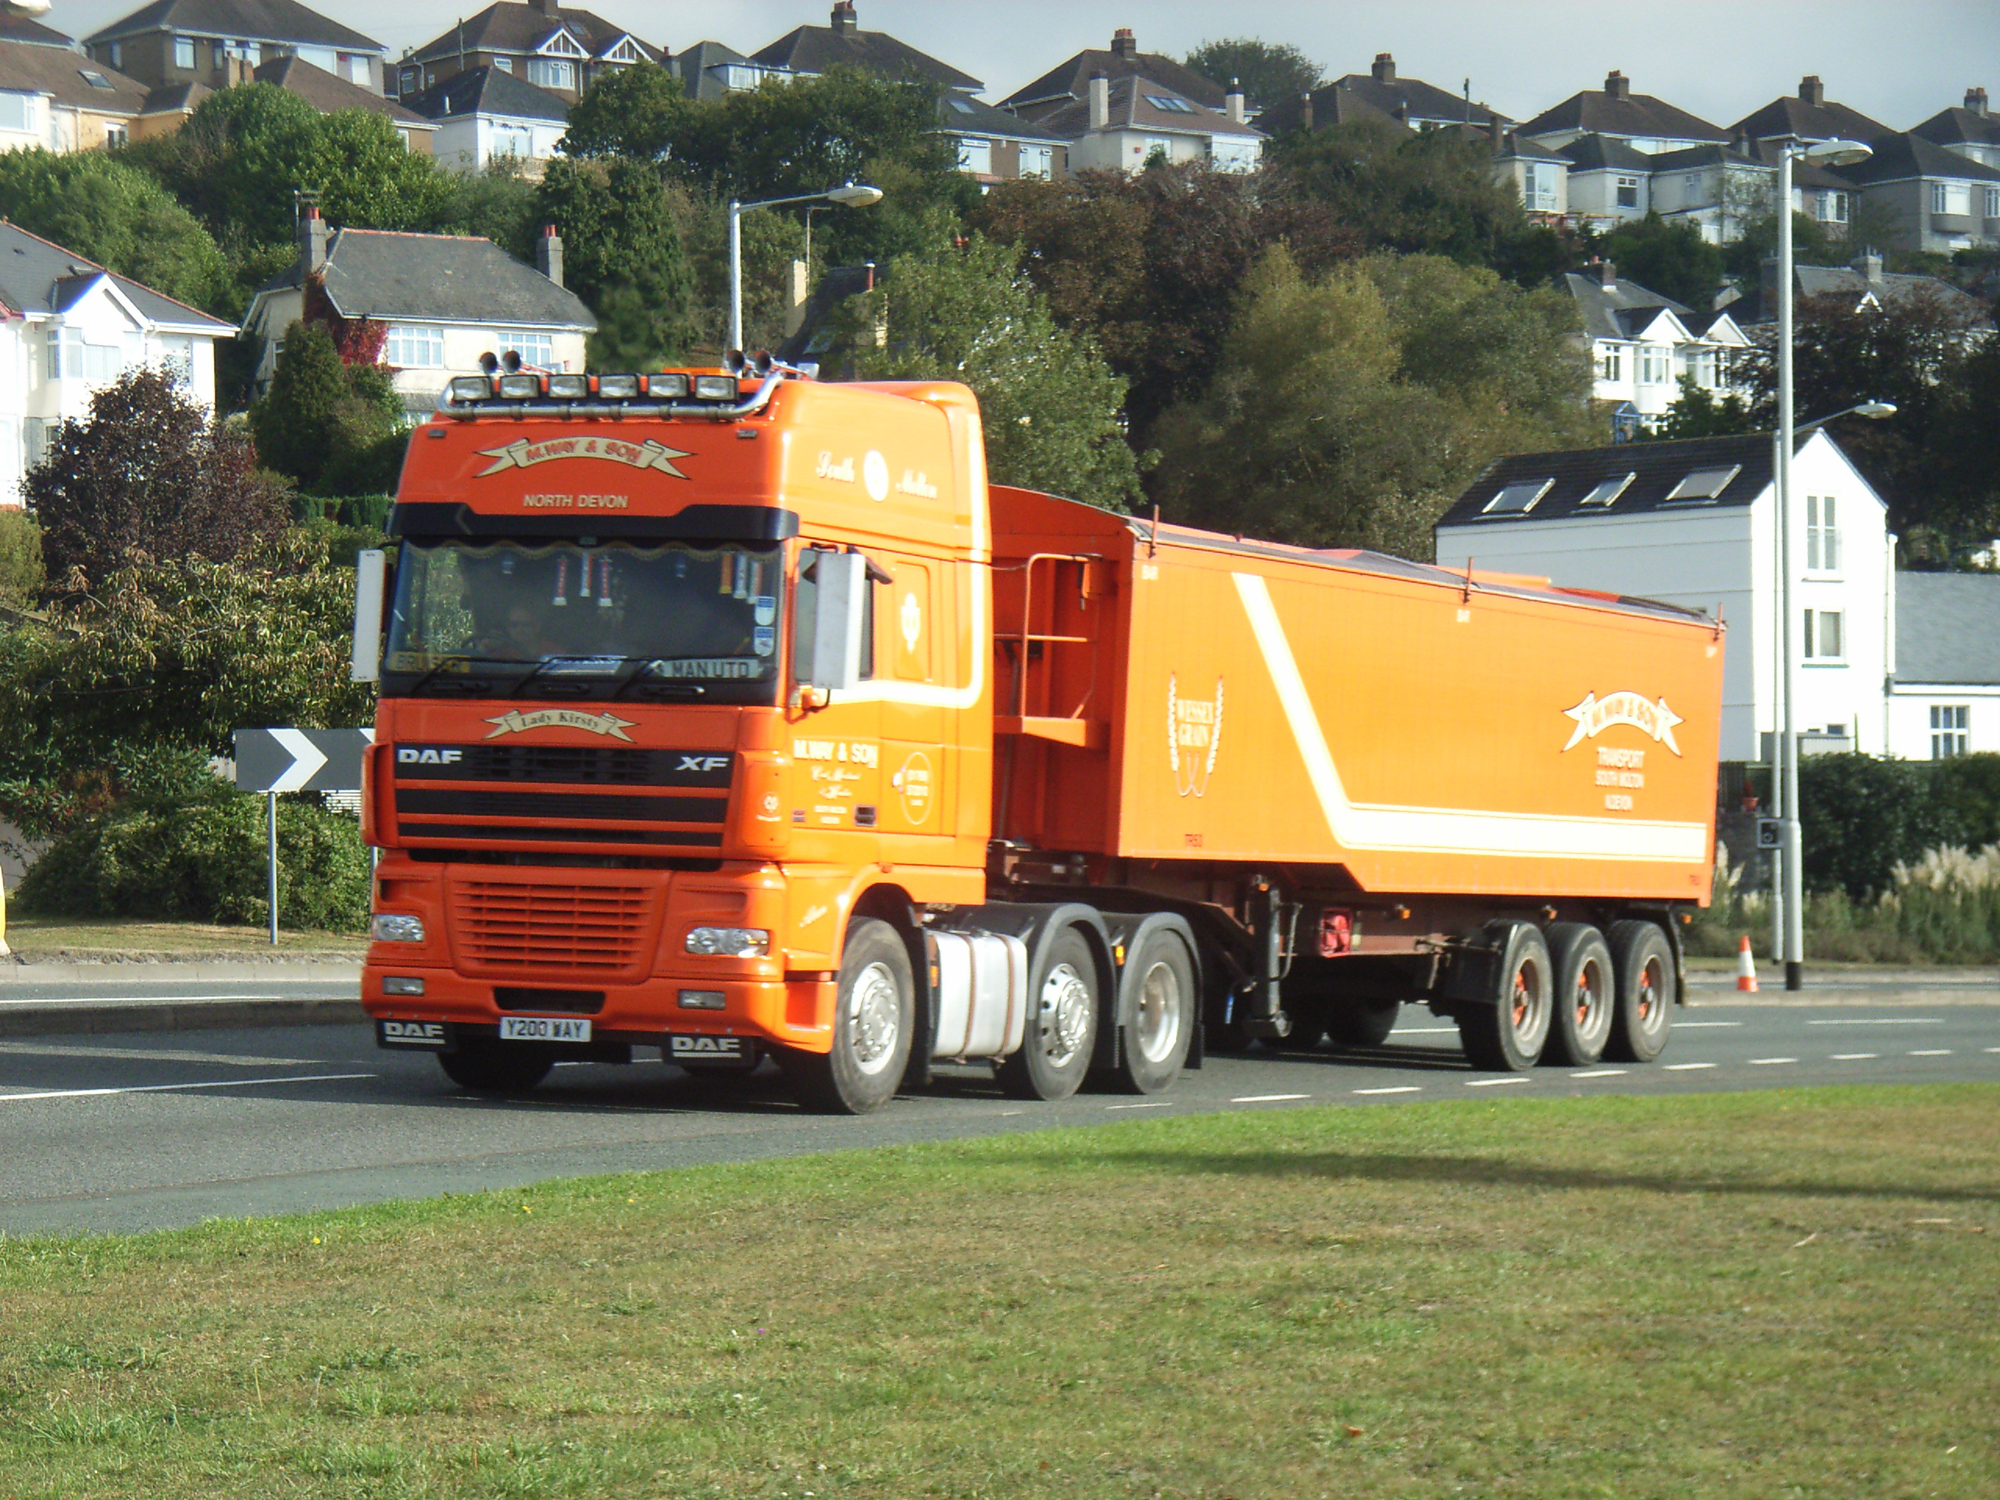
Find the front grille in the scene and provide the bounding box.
[495,986,607,1014]
[451,880,651,974]
[395,745,732,787]
[397,789,725,823]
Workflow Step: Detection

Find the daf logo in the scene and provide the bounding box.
[398,747,463,765]
[670,1036,741,1055]
[381,1020,446,1044]
[678,755,729,773]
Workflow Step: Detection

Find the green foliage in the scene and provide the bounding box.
[852,235,1143,510]
[1596,211,1726,310]
[1920,333,2000,559]
[16,778,369,931]
[1181,39,1321,111]
[250,322,406,496]
[536,156,695,365]
[1798,753,1964,898]
[559,61,691,162]
[1151,248,1595,558]
[0,148,226,312]
[1931,753,2000,849]
[23,368,292,593]
[0,509,43,611]
[429,160,540,261]
[1643,374,1756,440]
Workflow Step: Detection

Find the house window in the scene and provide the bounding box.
[493,57,513,72]
[1805,495,1840,572]
[1481,479,1553,515]
[1600,344,1623,382]
[0,92,33,132]
[339,53,370,86]
[1577,473,1635,508]
[103,123,128,149]
[1664,464,1741,502]
[1683,172,1702,196]
[1141,135,1173,162]
[158,334,194,382]
[499,332,553,369]
[1020,143,1052,178]
[1987,187,2000,219]
[1802,608,1844,660]
[1930,704,1969,758]
[23,417,49,471]
[1522,163,1556,211]
[1817,190,1849,223]
[1145,94,1195,113]
[174,36,195,70]
[1931,181,1972,216]
[384,325,445,368]
[1639,346,1671,385]
[1616,175,1641,208]
[108,42,122,67]
[527,58,575,91]
[50,328,125,382]
[957,138,992,175]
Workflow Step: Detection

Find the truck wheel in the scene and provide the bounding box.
[780,918,913,1114]
[1604,920,1674,1063]
[1542,924,1615,1067]
[1328,999,1400,1048]
[1283,998,1329,1050]
[1458,923,1551,1072]
[1115,932,1195,1094]
[997,927,1099,1101]
[438,1039,553,1094]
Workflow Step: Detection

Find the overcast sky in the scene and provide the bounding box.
[49,0,2000,131]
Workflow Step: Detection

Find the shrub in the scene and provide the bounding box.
[1797,752,1962,897]
[0,509,43,610]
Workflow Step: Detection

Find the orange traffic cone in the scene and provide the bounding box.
[1735,935,1759,992]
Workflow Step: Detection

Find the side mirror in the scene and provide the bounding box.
[351,548,387,683]
[799,549,866,692]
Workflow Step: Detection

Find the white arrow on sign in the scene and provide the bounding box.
[267,728,330,792]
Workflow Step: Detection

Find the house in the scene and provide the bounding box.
[1641,143,1775,244]
[1836,130,2000,253]
[1030,73,1261,175]
[0,33,181,150]
[1729,76,1890,154]
[242,213,594,419]
[252,54,435,153]
[395,1,658,106]
[1255,81,1409,140]
[0,220,235,506]
[1887,572,2000,761]
[1735,252,1994,330]
[940,92,1067,185]
[669,40,791,102]
[402,65,567,174]
[1909,88,2000,172]
[1492,129,1569,218]
[85,0,386,95]
[1561,265,1749,436]
[1519,71,1729,155]
[1324,53,1507,131]
[750,2,979,94]
[1434,430,1892,763]
[1002,27,1225,122]
[1558,133,1657,226]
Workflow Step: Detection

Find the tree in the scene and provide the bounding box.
[431,159,542,261]
[0,510,43,612]
[1595,211,1725,310]
[536,156,696,365]
[1150,248,1594,559]
[249,320,405,499]
[1643,375,1756,441]
[851,235,1143,509]
[23,368,291,594]
[0,148,226,311]
[1182,38,1322,111]
[559,60,692,162]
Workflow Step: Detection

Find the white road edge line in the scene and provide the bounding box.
[1230,1093,1312,1104]
[1805,1018,1944,1026]
[1829,1053,1880,1061]
[0,1072,377,1104]
[1466,1077,1529,1086]
[1106,1101,1173,1110]
[1907,1049,1954,1057]
[1353,1086,1422,1096]
[1747,1057,1798,1065]
[1987,1047,2000,1055]
[1389,1026,1460,1035]
[1663,1062,1716,1070]
[1675,1021,1745,1028]
[0,995,296,1007]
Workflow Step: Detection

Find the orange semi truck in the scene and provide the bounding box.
[355,363,1724,1112]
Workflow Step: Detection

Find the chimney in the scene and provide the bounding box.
[1300,90,1314,132]
[830,1,857,36]
[1600,258,1617,287]
[1089,69,1109,130]
[1225,78,1244,125]
[299,206,327,276]
[1799,75,1825,107]
[1853,251,1883,286]
[1968,87,1990,118]
[533,0,558,15]
[1605,70,1631,101]
[1110,27,1136,61]
[1371,52,1395,84]
[536,224,563,288]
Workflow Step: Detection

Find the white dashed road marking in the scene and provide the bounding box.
[1466,1077,1529,1086]
[1830,1053,1880,1060]
[1663,1062,1716,1071]
[1389,1027,1460,1035]
[1570,1069,1628,1079]
[1107,1101,1173,1110]
[1806,1018,1944,1026]
[1230,1093,1311,1104]
[0,1073,376,1104]
[1908,1049,1953,1057]
[1353,1086,1422,1096]
[1676,1021,1745,1028]
[1747,1057,1798,1066]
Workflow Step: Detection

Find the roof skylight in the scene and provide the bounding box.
[1664,464,1742,502]
[1481,478,1553,515]
[1146,94,1195,113]
[1577,472,1636,508]
[80,70,116,90]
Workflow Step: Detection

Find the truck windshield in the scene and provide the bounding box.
[381,539,784,703]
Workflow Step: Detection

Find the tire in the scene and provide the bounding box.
[1327,999,1401,1049]
[1458,922,1552,1072]
[997,927,1100,1101]
[1542,924,1615,1067]
[1604,920,1674,1063]
[1282,997,1329,1051]
[779,918,913,1114]
[438,1038,553,1094]
[1114,932,1195,1094]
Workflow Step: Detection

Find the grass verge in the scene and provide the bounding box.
[1,1085,1994,1498]
[2,914,367,960]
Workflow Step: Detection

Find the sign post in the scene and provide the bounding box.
[233,729,374,945]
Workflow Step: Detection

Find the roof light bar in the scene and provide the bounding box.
[693,375,738,401]
[595,374,642,399]
[496,373,541,399]
[648,373,690,398]
[546,373,589,400]
[447,375,494,404]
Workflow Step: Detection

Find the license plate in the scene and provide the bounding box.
[500,1016,592,1043]
[668,1034,753,1067]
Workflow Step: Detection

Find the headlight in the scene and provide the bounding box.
[678,990,726,1010]
[693,375,739,401]
[371,914,426,943]
[382,976,425,996]
[684,926,770,957]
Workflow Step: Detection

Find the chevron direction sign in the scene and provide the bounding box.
[234,728,375,793]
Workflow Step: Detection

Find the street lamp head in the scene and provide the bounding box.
[1803,138,1872,169]
[826,183,884,207]
[1854,400,1897,419]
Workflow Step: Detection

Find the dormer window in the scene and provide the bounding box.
[1664,465,1741,503]
[528,58,575,90]
[1481,479,1553,516]
[1577,473,1636,508]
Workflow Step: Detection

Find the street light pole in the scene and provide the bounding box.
[727,183,883,353]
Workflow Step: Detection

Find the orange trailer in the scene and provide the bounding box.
[356,365,1723,1110]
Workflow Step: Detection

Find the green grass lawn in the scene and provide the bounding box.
[2,913,367,959]
[1,1085,1994,1498]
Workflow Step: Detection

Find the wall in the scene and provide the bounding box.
[1887,686,2000,761]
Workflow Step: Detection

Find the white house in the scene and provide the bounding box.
[242,213,594,419]
[1435,430,1893,765]
[0,222,235,506]
[401,64,567,175]
[1887,572,2000,761]
[1033,72,1261,175]
[1560,267,1749,436]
